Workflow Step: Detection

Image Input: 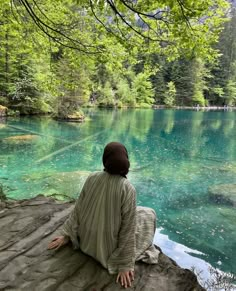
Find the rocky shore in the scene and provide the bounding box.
[0,195,205,291]
[0,105,7,117]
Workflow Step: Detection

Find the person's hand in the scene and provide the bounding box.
[116,270,134,288]
[48,235,69,250]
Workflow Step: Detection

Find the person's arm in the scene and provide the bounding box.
[118,191,136,271]
[47,196,82,250]
[115,185,136,288]
[48,178,88,250]
[60,185,87,249]
[108,184,136,274]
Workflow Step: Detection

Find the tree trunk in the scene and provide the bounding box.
[5,28,9,96]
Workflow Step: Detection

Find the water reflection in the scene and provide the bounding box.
[162,110,175,134]
[154,228,212,281]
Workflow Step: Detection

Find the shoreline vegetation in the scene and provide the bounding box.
[0,104,236,120]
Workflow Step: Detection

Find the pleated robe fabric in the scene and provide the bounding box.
[61,171,159,274]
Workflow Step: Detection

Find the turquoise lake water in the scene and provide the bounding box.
[0,109,235,279]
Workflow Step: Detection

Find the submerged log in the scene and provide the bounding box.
[1,134,40,144]
[36,130,105,164]
[5,124,72,144]
[0,195,205,291]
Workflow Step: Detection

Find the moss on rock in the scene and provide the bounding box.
[55,111,85,122]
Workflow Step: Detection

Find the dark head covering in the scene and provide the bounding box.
[102,142,130,177]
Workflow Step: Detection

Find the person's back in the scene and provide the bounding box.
[77,171,136,270]
[48,142,159,288]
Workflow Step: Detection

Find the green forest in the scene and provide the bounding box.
[0,0,236,118]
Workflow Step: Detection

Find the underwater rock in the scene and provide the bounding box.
[55,111,85,122]
[2,134,40,144]
[0,195,205,291]
[43,188,76,201]
[65,114,85,122]
[44,170,90,198]
[218,163,236,174]
[209,184,236,206]
[21,170,91,199]
[202,163,236,174]
[163,205,236,275]
[24,170,91,199]
[218,207,236,220]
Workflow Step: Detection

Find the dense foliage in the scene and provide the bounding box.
[0,0,235,117]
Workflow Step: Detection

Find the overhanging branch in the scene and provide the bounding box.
[11,0,104,54]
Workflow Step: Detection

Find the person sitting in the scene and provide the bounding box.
[48,142,159,288]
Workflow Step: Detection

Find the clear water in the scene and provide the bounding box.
[0,109,235,278]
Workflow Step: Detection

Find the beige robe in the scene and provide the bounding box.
[62,171,159,274]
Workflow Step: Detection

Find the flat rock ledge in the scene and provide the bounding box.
[0,196,205,291]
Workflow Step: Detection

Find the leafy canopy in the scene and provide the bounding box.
[10,0,229,60]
